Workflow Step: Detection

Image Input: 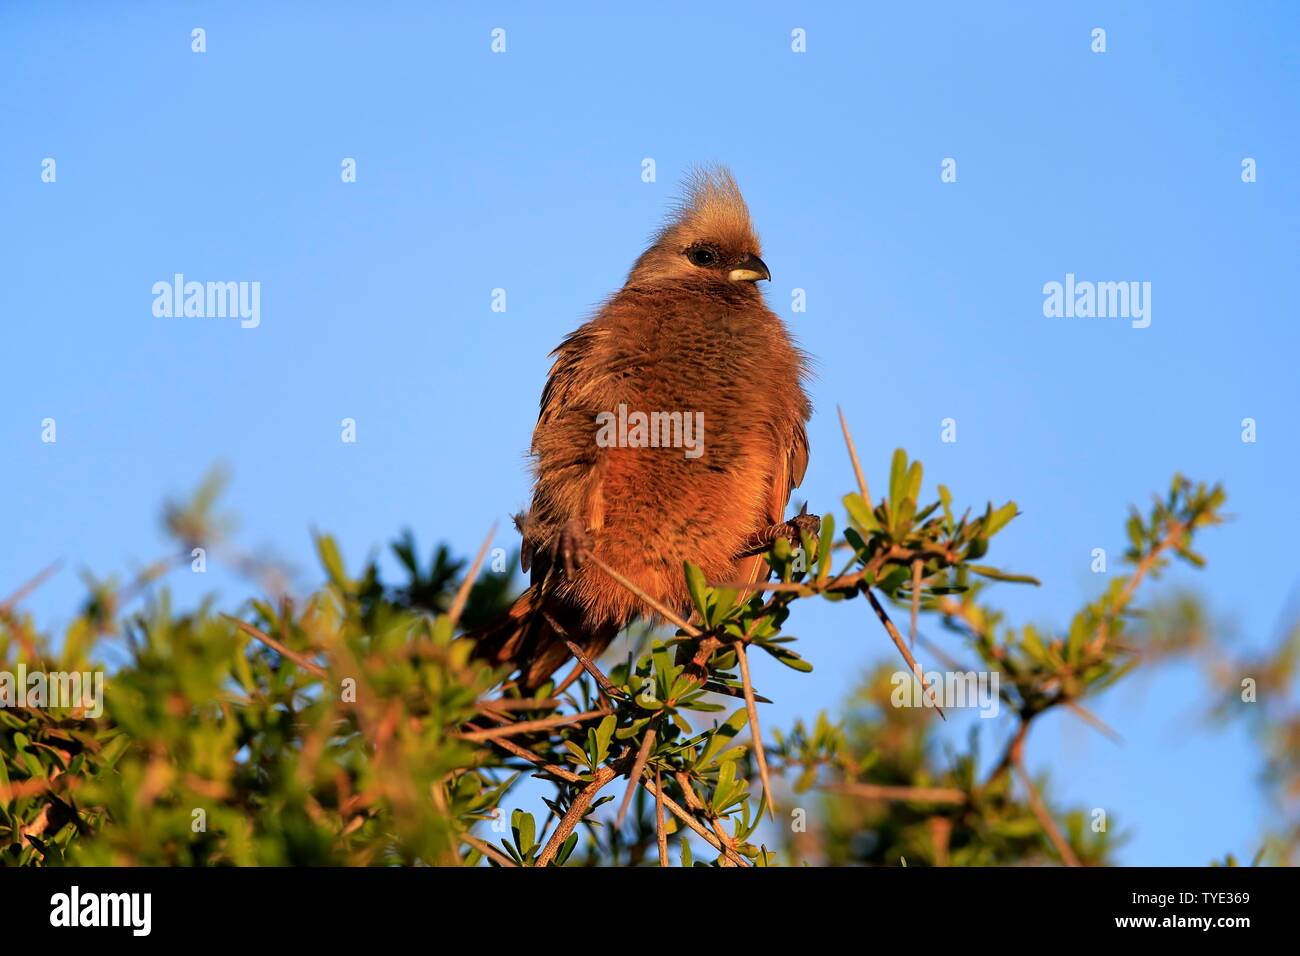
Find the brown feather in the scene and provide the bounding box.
[468,167,812,689]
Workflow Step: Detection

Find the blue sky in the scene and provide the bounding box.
[2,1,1297,864]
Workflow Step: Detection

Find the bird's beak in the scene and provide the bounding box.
[728,254,771,283]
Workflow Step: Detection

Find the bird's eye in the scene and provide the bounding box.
[686,245,719,267]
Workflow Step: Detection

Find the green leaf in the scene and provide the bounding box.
[555,832,579,866]
[893,496,917,536]
[315,533,350,590]
[875,565,911,596]
[905,460,923,506]
[794,766,818,793]
[678,699,727,713]
[842,493,878,532]
[755,642,814,672]
[888,449,907,515]
[511,810,536,856]
[684,561,709,621]
[710,587,739,625]
[1022,624,1047,663]
[1126,511,1144,551]
[593,714,617,764]
[967,565,1040,585]
[651,642,676,701]
[711,760,738,813]
[695,708,749,769]
[817,512,836,583]
[563,740,589,767]
[985,502,1018,537]
[843,527,869,560]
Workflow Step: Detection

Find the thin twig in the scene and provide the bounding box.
[477,697,562,714]
[712,819,737,866]
[930,816,953,867]
[535,766,617,866]
[1088,521,1185,654]
[1014,759,1082,866]
[710,542,958,594]
[642,776,748,866]
[654,768,668,867]
[457,708,609,743]
[735,643,775,818]
[863,589,946,720]
[587,553,699,636]
[674,771,708,812]
[562,639,622,700]
[1064,700,1123,744]
[461,833,517,867]
[448,523,497,628]
[0,560,62,614]
[484,735,581,783]
[615,728,657,828]
[838,405,871,504]
[552,659,586,696]
[910,558,922,650]
[823,782,966,804]
[222,614,328,678]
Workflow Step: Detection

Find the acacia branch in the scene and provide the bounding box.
[1088,520,1186,654]
[562,638,622,700]
[823,782,966,804]
[484,735,581,783]
[535,766,617,867]
[222,614,327,678]
[864,587,946,720]
[838,406,871,504]
[1014,759,1081,867]
[458,708,609,743]
[735,642,775,818]
[615,727,657,828]
[654,768,669,867]
[642,776,749,867]
[448,523,497,628]
[588,553,699,636]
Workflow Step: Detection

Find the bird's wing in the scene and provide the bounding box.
[536,324,606,427]
[733,418,810,600]
[771,417,810,524]
[522,324,611,582]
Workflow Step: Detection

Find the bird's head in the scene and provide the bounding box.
[627,167,770,288]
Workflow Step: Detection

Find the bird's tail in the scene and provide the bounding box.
[466,586,618,692]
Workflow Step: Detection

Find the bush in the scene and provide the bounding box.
[0,421,1243,866]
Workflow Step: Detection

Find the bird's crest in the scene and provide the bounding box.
[669,166,755,243]
[628,165,763,284]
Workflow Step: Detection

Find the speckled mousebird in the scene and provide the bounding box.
[470,167,813,690]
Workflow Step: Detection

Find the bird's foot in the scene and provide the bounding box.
[736,512,822,559]
[550,519,593,577]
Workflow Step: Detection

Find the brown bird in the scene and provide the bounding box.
[471,168,813,690]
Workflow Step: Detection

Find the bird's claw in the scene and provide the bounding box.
[736,512,822,559]
[785,512,821,542]
[551,520,592,577]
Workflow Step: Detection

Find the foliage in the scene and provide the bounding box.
[0,425,1262,867]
